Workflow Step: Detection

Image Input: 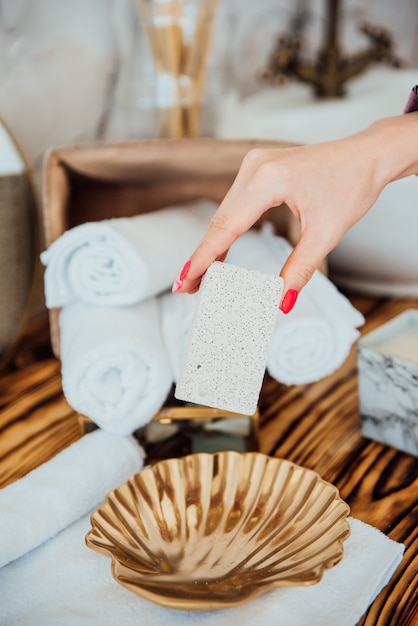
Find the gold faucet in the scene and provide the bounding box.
[262,0,403,98]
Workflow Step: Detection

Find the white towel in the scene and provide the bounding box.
[41,199,217,308]
[0,514,404,626]
[226,226,364,385]
[159,228,363,387]
[0,429,144,569]
[159,290,200,383]
[158,230,281,385]
[259,224,365,384]
[59,298,173,435]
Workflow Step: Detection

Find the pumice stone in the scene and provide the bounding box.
[175,261,284,415]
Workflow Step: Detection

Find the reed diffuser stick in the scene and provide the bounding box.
[137,0,219,137]
[185,0,218,135]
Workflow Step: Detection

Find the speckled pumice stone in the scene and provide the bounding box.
[175,261,284,415]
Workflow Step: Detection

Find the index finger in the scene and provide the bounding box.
[178,152,286,293]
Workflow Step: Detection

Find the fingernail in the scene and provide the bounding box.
[281,289,298,314]
[172,260,191,293]
[179,260,191,281]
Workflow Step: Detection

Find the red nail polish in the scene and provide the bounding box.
[179,260,191,281]
[281,289,298,314]
[172,260,191,293]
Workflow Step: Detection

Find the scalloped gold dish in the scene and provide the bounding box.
[86,451,350,610]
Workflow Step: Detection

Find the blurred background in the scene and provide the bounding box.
[1,0,417,194]
[0,0,417,360]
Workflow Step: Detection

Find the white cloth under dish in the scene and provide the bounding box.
[41,199,217,308]
[59,298,172,435]
[226,226,364,385]
[0,514,404,626]
[0,430,144,569]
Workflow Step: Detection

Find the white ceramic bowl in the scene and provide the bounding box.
[329,175,418,297]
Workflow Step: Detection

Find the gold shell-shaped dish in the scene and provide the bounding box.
[86,451,350,610]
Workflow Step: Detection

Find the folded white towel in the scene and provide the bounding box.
[41,199,217,308]
[59,298,173,435]
[226,226,364,385]
[0,430,144,569]
[0,514,404,626]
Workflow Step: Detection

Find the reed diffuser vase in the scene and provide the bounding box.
[137,0,218,138]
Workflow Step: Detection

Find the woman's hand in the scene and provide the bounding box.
[173,113,418,312]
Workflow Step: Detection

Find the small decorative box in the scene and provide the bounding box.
[357,309,418,456]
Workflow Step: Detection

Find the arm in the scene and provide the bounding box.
[173,111,418,312]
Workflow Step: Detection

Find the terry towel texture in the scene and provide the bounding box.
[46,202,363,433]
[160,290,199,383]
[0,430,144,569]
[0,515,404,626]
[41,199,217,308]
[260,224,365,384]
[59,298,172,435]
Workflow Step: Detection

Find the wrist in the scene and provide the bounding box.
[366,113,418,183]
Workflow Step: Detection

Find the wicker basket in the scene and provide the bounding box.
[42,137,298,356]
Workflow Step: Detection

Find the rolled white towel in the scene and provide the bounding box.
[59,298,173,434]
[41,198,217,308]
[268,295,358,385]
[260,224,364,384]
[260,224,365,329]
[159,290,199,383]
[227,225,364,385]
[0,429,144,568]
[159,230,281,385]
[158,227,363,387]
